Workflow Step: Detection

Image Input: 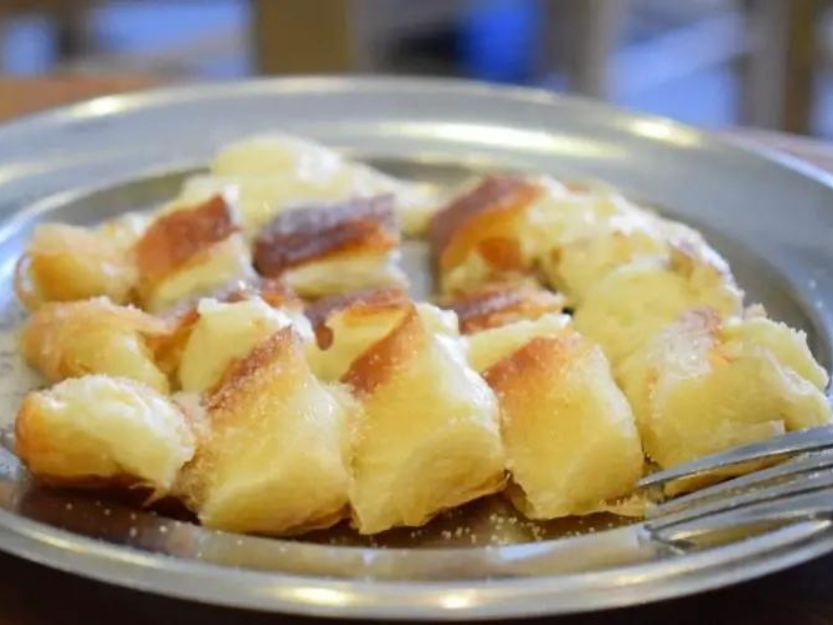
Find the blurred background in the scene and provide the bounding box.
[0,0,831,135]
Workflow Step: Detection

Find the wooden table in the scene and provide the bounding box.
[1,77,833,625]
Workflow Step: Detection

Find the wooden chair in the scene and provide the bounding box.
[0,0,93,63]
[250,0,821,133]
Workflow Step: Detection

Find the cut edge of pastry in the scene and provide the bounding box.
[15,375,195,494]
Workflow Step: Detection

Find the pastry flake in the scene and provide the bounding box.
[15,223,137,310]
[15,375,195,492]
[617,307,832,468]
[133,194,254,312]
[253,194,405,297]
[181,328,350,535]
[21,297,171,393]
[484,330,644,518]
[343,305,505,534]
[444,281,565,334]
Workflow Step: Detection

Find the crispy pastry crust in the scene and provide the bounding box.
[340,305,422,397]
[149,277,300,377]
[253,195,398,277]
[21,298,172,393]
[16,223,136,310]
[306,286,410,349]
[134,194,237,288]
[185,327,350,535]
[206,327,294,413]
[445,282,565,333]
[428,175,542,270]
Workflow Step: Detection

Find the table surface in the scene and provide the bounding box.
[1,76,833,625]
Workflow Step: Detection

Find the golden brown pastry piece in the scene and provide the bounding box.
[541,209,668,304]
[343,304,505,534]
[133,194,254,312]
[429,175,544,294]
[573,243,744,366]
[304,286,411,382]
[210,132,439,236]
[467,317,643,518]
[21,297,171,393]
[443,280,565,334]
[176,296,305,394]
[16,375,195,493]
[618,307,832,468]
[180,328,350,535]
[15,223,137,310]
[253,194,406,298]
[150,277,304,380]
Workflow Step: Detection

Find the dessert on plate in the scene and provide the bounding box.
[12,131,831,536]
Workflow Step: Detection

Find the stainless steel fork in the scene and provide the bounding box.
[639,425,833,544]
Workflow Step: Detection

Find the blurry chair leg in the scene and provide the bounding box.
[569,0,628,99]
[251,0,367,74]
[0,18,5,73]
[54,2,92,61]
[742,0,818,133]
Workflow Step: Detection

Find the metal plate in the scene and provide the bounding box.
[0,77,832,620]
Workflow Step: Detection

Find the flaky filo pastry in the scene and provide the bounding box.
[617,307,832,469]
[15,375,195,496]
[253,195,406,298]
[208,132,439,237]
[21,297,172,393]
[467,314,644,519]
[133,194,255,313]
[341,303,505,534]
[15,223,137,311]
[178,328,351,535]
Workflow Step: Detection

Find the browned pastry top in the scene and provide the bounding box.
[305,286,410,349]
[134,195,237,286]
[428,175,542,270]
[253,195,398,277]
[445,282,565,333]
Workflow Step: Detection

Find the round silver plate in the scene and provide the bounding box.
[0,77,832,620]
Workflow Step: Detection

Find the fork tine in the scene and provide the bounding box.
[650,449,833,518]
[638,424,833,488]
[648,465,833,531]
[650,487,833,544]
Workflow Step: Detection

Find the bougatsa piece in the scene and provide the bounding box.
[253,194,406,298]
[15,223,137,310]
[343,304,505,534]
[443,280,565,334]
[180,328,350,535]
[133,194,255,313]
[304,286,411,382]
[429,175,544,294]
[618,308,832,468]
[21,297,171,393]
[15,375,195,493]
[483,331,644,518]
[211,132,439,236]
[467,315,643,518]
